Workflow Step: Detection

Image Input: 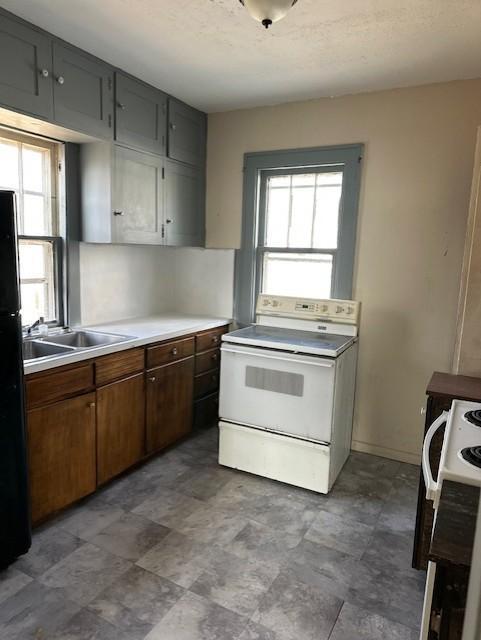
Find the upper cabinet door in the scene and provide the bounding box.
[115,73,167,155]
[167,99,206,167]
[113,145,164,245]
[164,159,204,247]
[52,43,113,138]
[0,14,53,119]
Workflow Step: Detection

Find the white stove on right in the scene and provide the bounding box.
[421,399,481,640]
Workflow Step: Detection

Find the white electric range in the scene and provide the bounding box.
[421,400,481,640]
[218,294,360,494]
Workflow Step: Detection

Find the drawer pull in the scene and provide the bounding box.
[148,376,156,383]
[87,402,96,409]
[211,354,218,361]
[212,336,219,344]
[172,347,178,355]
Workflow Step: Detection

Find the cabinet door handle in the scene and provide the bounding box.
[113,210,124,216]
[148,376,156,383]
[117,102,126,110]
[170,123,176,131]
[87,402,96,409]
[171,347,178,355]
[39,68,49,78]
[165,218,173,224]
[56,76,65,85]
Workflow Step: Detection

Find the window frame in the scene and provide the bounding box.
[0,128,64,327]
[235,144,363,324]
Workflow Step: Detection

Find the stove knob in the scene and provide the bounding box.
[336,305,344,313]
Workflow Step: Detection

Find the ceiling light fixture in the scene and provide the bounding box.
[239,0,298,29]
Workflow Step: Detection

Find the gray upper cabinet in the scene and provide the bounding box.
[112,145,163,244]
[164,159,204,247]
[52,43,113,138]
[115,73,167,155]
[168,98,206,167]
[80,142,164,245]
[0,13,53,119]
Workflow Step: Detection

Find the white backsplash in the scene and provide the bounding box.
[78,243,234,325]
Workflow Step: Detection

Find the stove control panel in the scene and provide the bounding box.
[256,295,360,325]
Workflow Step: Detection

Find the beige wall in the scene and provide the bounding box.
[206,79,481,464]
[454,127,481,375]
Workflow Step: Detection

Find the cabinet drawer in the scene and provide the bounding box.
[194,392,219,430]
[26,363,94,409]
[194,369,220,399]
[195,348,220,375]
[147,337,195,369]
[96,347,144,386]
[196,327,228,353]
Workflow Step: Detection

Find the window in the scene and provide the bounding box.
[0,130,63,326]
[259,170,342,299]
[235,145,363,324]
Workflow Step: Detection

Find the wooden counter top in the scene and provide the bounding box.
[427,371,481,402]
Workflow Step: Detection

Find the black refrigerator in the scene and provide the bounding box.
[0,190,31,568]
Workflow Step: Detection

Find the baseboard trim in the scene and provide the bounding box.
[352,440,421,466]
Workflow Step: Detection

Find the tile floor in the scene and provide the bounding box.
[0,426,426,639]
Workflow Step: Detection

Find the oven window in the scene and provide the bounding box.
[245,365,304,397]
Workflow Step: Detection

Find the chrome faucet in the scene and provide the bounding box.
[26,317,44,336]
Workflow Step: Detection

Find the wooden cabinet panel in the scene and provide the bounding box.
[195,348,220,375]
[27,392,96,523]
[97,373,145,485]
[26,362,94,409]
[167,98,206,167]
[113,144,164,244]
[52,43,113,138]
[164,159,204,247]
[146,357,194,453]
[194,369,219,399]
[147,337,195,369]
[115,72,167,155]
[196,326,227,353]
[0,13,53,119]
[96,347,144,386]
[194,392,219,430]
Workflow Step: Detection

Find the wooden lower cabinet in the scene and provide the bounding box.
[27,392,96,524]
[96,373,145,485]
[146,356,194,453]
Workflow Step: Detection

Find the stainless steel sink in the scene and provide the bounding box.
[23,340,75,361]
[41,330,133,349]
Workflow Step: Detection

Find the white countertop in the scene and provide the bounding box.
[24,313,230,375]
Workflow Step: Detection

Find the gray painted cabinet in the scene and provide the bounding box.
[168,99,206,167]
[0,13,53,119]
[52,43,113,138]
[115,73,167,155]
[80,142,163,245]
[113,146,163,244]
[164,159,204,247]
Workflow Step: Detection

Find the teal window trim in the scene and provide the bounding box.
[234,144,364,324]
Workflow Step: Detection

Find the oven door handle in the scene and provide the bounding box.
[221,346,334,368]
[422,410,449,501]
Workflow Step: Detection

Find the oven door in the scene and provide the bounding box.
[219,343,336,443]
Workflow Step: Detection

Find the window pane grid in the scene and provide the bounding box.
[0,132,61,326]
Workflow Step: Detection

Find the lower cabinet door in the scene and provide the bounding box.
[27,392,96,524]
[97,373,145,485]
[146,357,194,453]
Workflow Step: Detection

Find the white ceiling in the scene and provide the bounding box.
[2,0,481,112]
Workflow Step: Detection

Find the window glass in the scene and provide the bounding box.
[262,252,333,299]
[0,133,61,326]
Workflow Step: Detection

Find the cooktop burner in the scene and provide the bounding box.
[461,446,481,469]
[464,410,481,427]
